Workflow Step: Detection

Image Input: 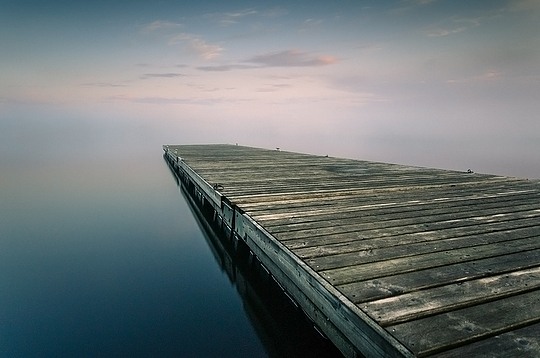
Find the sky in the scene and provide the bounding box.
[1,0,539,178]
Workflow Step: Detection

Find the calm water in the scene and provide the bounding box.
[5,110,535,357]
[0,115,341,357]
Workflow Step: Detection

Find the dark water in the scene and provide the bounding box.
[0,114,341,357]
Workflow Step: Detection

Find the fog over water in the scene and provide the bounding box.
[1,105,537,355]
[1,110,348,357]
[1,118,258,356]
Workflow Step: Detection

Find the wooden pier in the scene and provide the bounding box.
[163,144,540,358]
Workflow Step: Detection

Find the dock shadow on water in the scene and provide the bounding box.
[165,156,344,358]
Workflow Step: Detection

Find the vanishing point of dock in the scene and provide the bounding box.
[163,144,540,358]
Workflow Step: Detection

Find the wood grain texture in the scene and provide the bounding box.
[165,144,540,357]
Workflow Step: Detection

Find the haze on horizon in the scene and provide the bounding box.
[1,0,539,178]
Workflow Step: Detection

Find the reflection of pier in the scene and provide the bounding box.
[164,144,540,358]
[166,153,342,358]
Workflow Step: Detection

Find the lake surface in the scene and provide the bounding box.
[0,115,341,357]
[2,110,536,357]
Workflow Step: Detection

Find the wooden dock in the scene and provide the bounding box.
[163,144,540,358]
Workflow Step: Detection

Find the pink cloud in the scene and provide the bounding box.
[246,50,338,67]
[169,33,223,60]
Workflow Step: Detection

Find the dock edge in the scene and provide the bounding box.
[163,145,415,358]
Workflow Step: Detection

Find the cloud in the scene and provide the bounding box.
[254,83,292,93]
[133,97,207,105]
[139,73,186,79]
[446,69,503,84]
[299,18,324,32]
[197,64,256,71]
[425,16,482,37]
[169,33,223,60]
[205,8,258,26]
[412,0,437,4]
[508,0,540,11]
[81,82,128,87]
[203,7,287,26]
[426,26,467,37]
[246,50,338,67]
[392,0,438,13]
[195,50,338,72]
[141,20,183,33]
[108,95,216,105]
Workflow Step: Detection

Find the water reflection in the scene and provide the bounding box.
[168,158,343,358]
[1,133,267,356]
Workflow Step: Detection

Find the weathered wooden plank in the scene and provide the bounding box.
[275,209,540,241]
[337,248,540,304]
[184,153,505,179]
[319,235,540,286]
[251,190,540,224]
[387,290,540,357]
[265,203,540,236]
[164,144,540,358]
[431,322,540,357]
[284,216,540,249]
[198,172,499,187]
[297,227,539,271]
[362,266,540,326]
[250,192,540,222]
[293,226,539,260]
[236,210,414,358]
[234,185,536,215]
[228,179,523,206]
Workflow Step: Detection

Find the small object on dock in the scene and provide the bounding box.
[163,144,540,358]
[213,183,224,190]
